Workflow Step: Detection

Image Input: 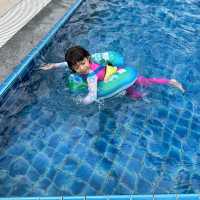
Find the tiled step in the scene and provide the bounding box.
[0,0,51,48]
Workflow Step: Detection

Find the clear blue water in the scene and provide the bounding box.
[1,0,200,196]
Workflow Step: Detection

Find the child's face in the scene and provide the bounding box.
[73,57,90,74]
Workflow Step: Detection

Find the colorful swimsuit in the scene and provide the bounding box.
[53,62,171,103]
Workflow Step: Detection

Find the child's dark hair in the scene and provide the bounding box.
[65,46,90,72]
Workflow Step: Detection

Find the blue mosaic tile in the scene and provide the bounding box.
[0,155,14,170]
[79,134,91,146]
[190,131,200,142]
[0,182,12,196]
[46,184,65,196]
[31,139,45,151]
[9,158,29,177]
[167,147,181,165]
[62,156,79,173]
[70,180,85,195]
[109,136,123,147]
[140,167,157,183]
[104,145,119,161]
[52,152,65,166]
[127,158,141,174]
[120,142,134,155]
[171,137,181,149]
[32,153,49,175]
[83,185,96,195]
[94,139,107,155]
[99,158,113,172]
[121,171,135,190]
[44,147,55,158]
[101,177,118,194]
[191,121,200,131]
[27,167,40,182]
[89,173,105,191]
[114,152,129,168]
[54,170,72,189]
[7,144,26,156]
[46,166,57,180]
[114,183,132,195]
[177,118,190,128]
[10,176,32,196]
[85,151,102,167]
[138,136,147,149]
[73,143,88,158]
[75,164,93,182]
[38,178,52,190]
[57,143,71,155]
[149,142,169,156]
[48,134,62,148]
[174,126,188,139]
[181,110,192,119]
[191,173,200,191]
[136,178,152,194]
[110,164,124,180]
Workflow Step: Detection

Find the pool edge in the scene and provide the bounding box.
[0,0,84,102]
[0,194,200,200]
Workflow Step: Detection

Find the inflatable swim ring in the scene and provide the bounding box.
[91,51,124,67]
[68,66,137,99]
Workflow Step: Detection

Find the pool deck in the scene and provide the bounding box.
[0,0,76,84]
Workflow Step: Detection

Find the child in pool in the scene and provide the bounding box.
[41,46,185,104]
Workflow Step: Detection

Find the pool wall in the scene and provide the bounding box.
[0,0,199,199]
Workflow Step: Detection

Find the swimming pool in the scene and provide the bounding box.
[0,0,200,197]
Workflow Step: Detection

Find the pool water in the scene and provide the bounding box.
[1,0,200,196]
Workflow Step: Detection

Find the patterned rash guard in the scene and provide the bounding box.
[53,61,101,104]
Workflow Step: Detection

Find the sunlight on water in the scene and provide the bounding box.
[0,0,200,196]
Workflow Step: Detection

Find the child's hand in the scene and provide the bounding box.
[169,79,185,93]
[39,63,56,70]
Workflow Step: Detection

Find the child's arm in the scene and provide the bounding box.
[40,62,68,70]
[81,75,98,104]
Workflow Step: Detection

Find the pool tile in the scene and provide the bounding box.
[75,163,93,182]
[40,197,62,200]
[63,197,85,200]
[89,173,105,191]
[131,195,153,200]
[178,194,200,200]
[70,180,85,195]
[108,195,131,200]
[86,196,108,200]
[154,194,177,200]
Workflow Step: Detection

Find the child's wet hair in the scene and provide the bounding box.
[65,46,90,72]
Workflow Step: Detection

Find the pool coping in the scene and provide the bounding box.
[0,194,200,200]
[0,0,52,48]
[0,0,84,103]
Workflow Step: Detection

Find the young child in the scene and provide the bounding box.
[41,46,185,104]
